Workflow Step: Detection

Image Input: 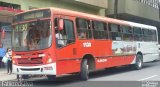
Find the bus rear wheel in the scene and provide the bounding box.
[80,59,89,81]
[133,54,143,70]
[47,75,56,81]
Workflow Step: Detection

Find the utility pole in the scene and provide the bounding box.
[114,0,118,18]
[158,1,160,20]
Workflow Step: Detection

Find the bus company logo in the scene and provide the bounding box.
[97,59,107,63]
[83,42,91,48]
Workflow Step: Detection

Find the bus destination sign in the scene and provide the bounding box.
[14,9,51,22]
[23,11,44,20]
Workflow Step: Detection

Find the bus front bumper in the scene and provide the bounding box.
[12,63,56,75]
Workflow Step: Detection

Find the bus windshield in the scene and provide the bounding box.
[12,19,52,51]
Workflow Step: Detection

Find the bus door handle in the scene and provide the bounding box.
[73,48,77,55]
[138,43,140,48]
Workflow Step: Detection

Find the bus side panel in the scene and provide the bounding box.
[93,40,112,58]
[93,40,112,69]
[124,55,135,65]
[56,59,80,75]
[95,55,135,70]
[94,40,132,69]
[103,56,125,68]
[97,41,136,69]
[56,40,95,75]
[140,42,159,62]
[123,41,136,65]
[55,43,81,75]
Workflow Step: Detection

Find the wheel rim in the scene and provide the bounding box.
[87,64,89,73]
[81,59,89,80]
[137,58,142,68]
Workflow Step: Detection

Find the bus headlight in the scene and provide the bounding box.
[47,58,52,63]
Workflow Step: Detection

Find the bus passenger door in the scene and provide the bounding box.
[54,16,80,75]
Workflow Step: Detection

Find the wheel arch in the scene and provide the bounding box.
[81,54,96,71]
[137,51,143,61]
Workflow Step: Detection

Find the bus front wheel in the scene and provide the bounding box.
[133,54,143,70]
[80,59,89,81]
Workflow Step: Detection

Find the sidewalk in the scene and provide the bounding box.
[0,69,16,81]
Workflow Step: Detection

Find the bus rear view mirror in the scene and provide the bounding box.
[59,19,64,31]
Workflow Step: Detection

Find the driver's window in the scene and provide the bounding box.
[54,18,75,48]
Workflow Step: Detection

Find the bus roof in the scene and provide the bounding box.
[15,7,157,30]
[126,21,157,30]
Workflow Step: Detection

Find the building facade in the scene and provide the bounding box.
[108,0,159,25]
[107,0,160,43]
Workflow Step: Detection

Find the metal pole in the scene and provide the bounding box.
[158,2,160,20]
[114,0,118,18]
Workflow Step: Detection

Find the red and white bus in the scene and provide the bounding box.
[12,7,159,80]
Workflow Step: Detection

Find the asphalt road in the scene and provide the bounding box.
[21,60,160,87]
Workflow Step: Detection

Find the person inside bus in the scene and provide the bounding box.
[55,29,65,47]
[26,24,40,50]
[37,22,52,49]
[26,24,34,47]
[78,31,87,39]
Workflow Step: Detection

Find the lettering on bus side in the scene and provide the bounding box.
[97,59,107,63]
[83,42,92,48]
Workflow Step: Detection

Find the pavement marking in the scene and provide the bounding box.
[138,75,158,81]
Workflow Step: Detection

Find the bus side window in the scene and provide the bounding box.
[76,18,91,39]
[63,19,75,44]
[92,21,108,39]
[146,29,157,42]
[133,27,142,41]
[122,26,133,41]
[54,18,65,48]
[109,23,121,41]
[148,30,152,42]
[142,29,150,42]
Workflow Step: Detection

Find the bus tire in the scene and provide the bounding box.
[80,59,89,81]
[133,54,143,70]
[47,75,56,81]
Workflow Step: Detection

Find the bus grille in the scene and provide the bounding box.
[17,58,43,65]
